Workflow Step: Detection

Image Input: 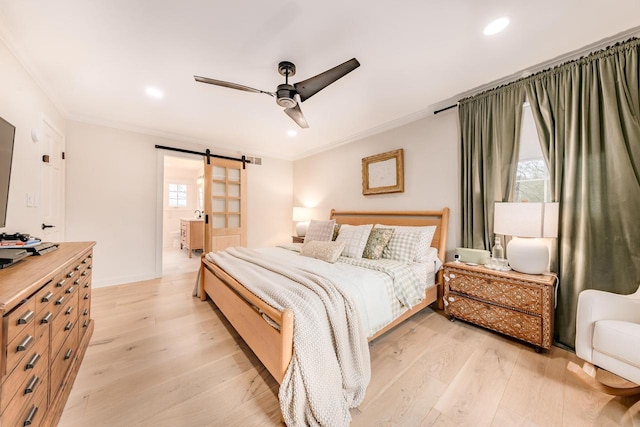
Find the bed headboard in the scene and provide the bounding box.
[329,208,450,263]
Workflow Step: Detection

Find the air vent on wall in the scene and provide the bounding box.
[246,156,262,165]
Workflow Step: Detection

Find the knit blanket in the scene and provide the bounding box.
[207,247,370,426]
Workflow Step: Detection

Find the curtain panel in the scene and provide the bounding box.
[459,86,525,251]
[525,38,640,347]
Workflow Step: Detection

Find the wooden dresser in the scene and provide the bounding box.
[180,218,204,258]
[443,262,556,351]
[0,242,95,427]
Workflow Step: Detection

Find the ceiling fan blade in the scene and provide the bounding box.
[284,103,309,128]
[194,76,274,97]
[294,58,360,102]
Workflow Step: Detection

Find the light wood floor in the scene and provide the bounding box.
[59,271,640,427]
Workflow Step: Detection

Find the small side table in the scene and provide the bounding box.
[292,236,304,243]
[443,262,557,351]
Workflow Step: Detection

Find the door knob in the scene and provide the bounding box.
[42,224,55,230]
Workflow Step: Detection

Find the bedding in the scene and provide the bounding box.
[205,245,436,426]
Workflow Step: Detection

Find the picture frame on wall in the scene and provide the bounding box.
[362,148,404,195]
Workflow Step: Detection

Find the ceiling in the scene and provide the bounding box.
[1,1,639,160]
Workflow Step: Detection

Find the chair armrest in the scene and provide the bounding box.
[575,286,640,362]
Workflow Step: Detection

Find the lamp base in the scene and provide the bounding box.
[296,221,309,237]
[506,237,549,275]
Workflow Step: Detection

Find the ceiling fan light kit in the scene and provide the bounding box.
[195,58,360,129]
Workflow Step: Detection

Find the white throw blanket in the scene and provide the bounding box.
[208,247,371,426]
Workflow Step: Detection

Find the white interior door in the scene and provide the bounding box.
[40,120,65,242]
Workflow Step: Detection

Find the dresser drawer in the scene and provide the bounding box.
[50,326,79,398]
[447,269,544,315]
[4,299,36,345]
[34,280,57,316]
[0,330,48,414]
[51,304,78,361]
[1,364,48,427]
[447,293,543,347]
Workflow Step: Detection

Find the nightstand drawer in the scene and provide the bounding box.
[447,269,544,315]
[446,293,543,347]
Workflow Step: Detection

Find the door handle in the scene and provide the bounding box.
[42,224,55,230]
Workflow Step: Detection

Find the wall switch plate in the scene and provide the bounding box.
[26,193,34,207]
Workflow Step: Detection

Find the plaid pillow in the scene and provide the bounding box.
[376,225,436,262]
[362,228,394,259]
[335,224,373,259]
[304,219,336,243]
[382,231,419,263]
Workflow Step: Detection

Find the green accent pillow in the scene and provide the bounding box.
[332,224,341,241]
[362,228,394,259]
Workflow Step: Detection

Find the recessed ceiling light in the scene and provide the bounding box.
[287,130,298,137]
[483,17,510,36]
[145,86,164,99]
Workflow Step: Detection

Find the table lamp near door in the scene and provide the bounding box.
[494,202,559,274]
[292,207,311,237]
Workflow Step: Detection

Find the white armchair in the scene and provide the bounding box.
[568,285,640,395]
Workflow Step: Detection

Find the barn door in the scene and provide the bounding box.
[203,157,247,253]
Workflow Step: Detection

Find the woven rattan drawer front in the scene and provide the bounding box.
[447,269,544,315]
[446,293,543,347]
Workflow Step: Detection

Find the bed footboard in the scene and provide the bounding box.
[200,258,293,384]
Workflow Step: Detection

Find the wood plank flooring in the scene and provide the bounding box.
[59,272,640,426]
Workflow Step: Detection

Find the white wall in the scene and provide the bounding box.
[65,121,293,287]
[0,38,66,236]
[293,109,460,259]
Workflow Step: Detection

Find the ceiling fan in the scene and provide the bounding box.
[194,58,360,129]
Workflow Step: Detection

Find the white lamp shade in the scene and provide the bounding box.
[292,207,310,222]
[494,202,558,238]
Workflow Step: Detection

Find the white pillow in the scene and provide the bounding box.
[304,219,336,243]
[335,224,373,259]
[300,241,346,263]
[375,224,436,262]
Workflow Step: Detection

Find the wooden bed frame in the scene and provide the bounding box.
[199,208,450,384]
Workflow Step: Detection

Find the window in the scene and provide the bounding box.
[514,104,550,202]
[168,183,187,207]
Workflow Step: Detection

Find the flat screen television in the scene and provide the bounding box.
[0,117,16,229]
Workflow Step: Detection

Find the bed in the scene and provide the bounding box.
[198,209,449,424]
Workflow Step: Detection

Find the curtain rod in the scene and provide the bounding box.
[155,145,247,169]
[433,104,458,115]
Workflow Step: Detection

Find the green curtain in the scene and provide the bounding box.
[525,38,640,347]
[459,86,526,250]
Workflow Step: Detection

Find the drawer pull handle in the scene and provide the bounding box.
[55,296,65,305]
[75,265,81,271]
[88,264,93,269]
[83,320,89,328]
[41,292,54,303]
[81,271,88,277]
[83,309,89,316]
[56,279,65,287]
[64,349,73,360]
[73,279,80,286]
[17,335,33,352]
[66,286,75,294]
[84,294,90,300]
[84,282,90,288]
[65,307,74,315]
[26,353,40,369]
[64,321,73,331]
[40,312,53,324]
[23,404,38,426]
[25,375,39,394]
[67,271,75,278]
[82,259,88,264]
[17,310,34,325]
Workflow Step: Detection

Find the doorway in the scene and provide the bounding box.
[161,154,204,276]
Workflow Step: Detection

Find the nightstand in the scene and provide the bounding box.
[443,262,557,351]
[292,236,304,243]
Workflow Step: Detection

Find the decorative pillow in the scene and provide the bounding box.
[332,224,341,241]
[382,230,420,263]
[362,228,394,259]
[304,219,336,243]
[335,224,373,259]
[300,240,346,263]
[375,224,436,262]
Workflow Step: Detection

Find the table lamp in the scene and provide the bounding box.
[494,202,559,274]
[292,207,310,237]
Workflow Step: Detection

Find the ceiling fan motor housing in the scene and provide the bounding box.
[276,84,297,108]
